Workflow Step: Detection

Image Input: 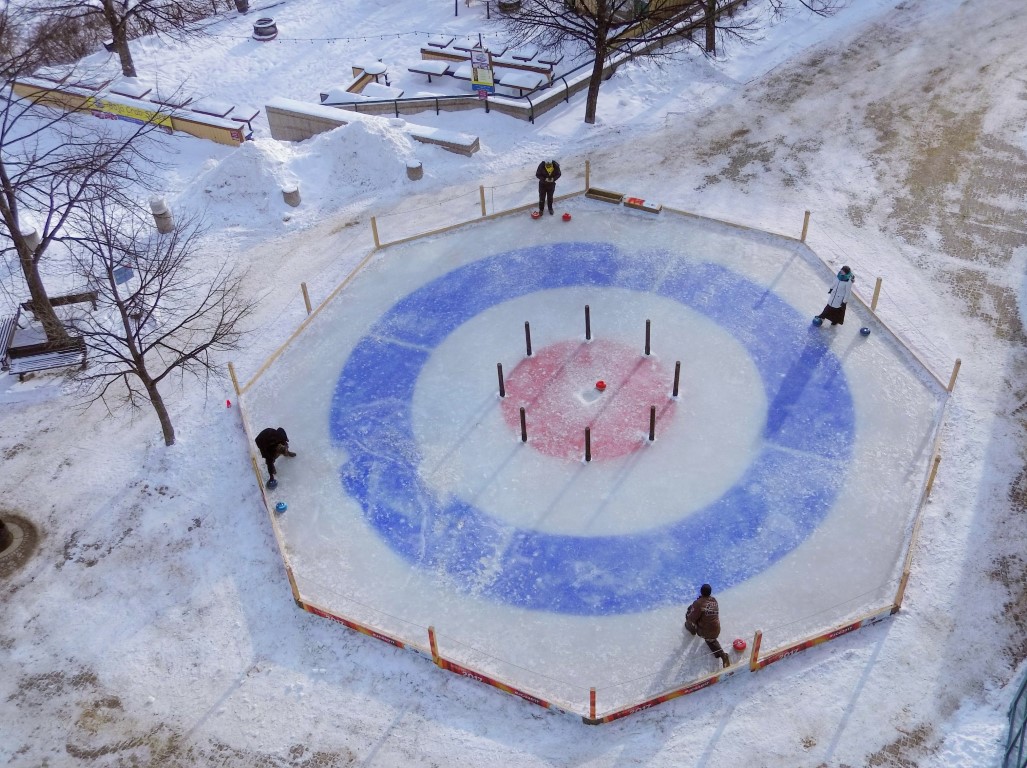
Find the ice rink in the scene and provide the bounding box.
[244,200,946,715]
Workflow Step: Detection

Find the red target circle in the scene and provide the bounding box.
[500,338,676,461]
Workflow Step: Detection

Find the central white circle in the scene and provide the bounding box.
[411,287,767,536]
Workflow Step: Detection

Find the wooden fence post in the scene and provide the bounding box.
[947,358,961,392]
[228,362,241,395]
[800,210,811,242]
[749,630,762,672]
[892,568,911,613]
[590,687,596,720]
[924,454,942,499]
[585,159,591,190]
[429,625,442,667]
[301,282,312,315]
[871,277,882,312]
[370,216,380,248]
[479,185,486,216]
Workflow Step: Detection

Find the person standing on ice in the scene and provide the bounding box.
[255,427,296,487]
[535,159,561,216]
[815,265,855,326]
[685,584,731,669]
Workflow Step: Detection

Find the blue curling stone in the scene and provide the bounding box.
[812,316,823,326]
[275,501,288,513]
[266,478,278,490]
[860,327,871,336]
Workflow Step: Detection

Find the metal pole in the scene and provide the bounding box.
[525,321,532,356]
[585,427,591,462]
[497,363,505,397]
[520,407,527,442]
[672,361,681,397]
[585,305,591,340]
[645,319,651,356]
[649,405,656,441]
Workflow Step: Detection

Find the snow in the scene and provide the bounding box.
[2,0,1026,764]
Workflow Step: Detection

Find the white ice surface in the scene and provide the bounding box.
[244,202,944,714]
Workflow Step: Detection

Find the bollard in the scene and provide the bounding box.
[497,363,505,398]
[282,183,301,207]
[150,196,174,234]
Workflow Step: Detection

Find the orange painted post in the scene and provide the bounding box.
[371,216,380,248]
[871,277,882,313]
[590,687,596,720]
[924,454,942,499]
[301,282,312,315]
[749,630,762,672]
[429,625,442,666]
[479,185,486,216]
[800,210,811,242]
[228,362,241,395]
[947,358,962,392]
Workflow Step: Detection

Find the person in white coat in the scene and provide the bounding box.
[816,266,855,326]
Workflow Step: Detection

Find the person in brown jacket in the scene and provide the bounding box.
[685,583,731,669]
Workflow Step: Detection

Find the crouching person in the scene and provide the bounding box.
[255,426,296,488]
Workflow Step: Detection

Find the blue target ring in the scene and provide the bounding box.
[330,243,855,615]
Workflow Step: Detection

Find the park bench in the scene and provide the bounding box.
[408,60,452,83]
[20,290,98,316]
[0,311,19,371]
[6,335,87,380]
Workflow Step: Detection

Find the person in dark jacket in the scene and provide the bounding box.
[685,583,731,669]
[815,265,855,326]
[535,159,562,216]
[255,427,296,484]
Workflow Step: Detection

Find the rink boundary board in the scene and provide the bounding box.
[234,162,954,724]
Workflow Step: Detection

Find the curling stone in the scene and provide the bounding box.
[531,210,542,219]
[812,316,823,327]
[266,478,278,490]
[562,212,572,221]
[860,327,871,336]
[275,501,288,513]
[733,638,747,652]
[596,380,607,391]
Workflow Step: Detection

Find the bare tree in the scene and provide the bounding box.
[0,5,170,344]
[30,0,224,78]
[500,0,755,124]
[70,200,255,446]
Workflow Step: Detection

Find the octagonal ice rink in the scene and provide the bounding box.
[242,198,947,716]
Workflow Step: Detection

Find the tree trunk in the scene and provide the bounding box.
[19,246,70,345]
[705,0,716,54]
[584,45,608,125]
[102,0,137,77]
[143,379,176,446]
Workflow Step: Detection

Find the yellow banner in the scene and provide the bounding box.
[85,96,173,128]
